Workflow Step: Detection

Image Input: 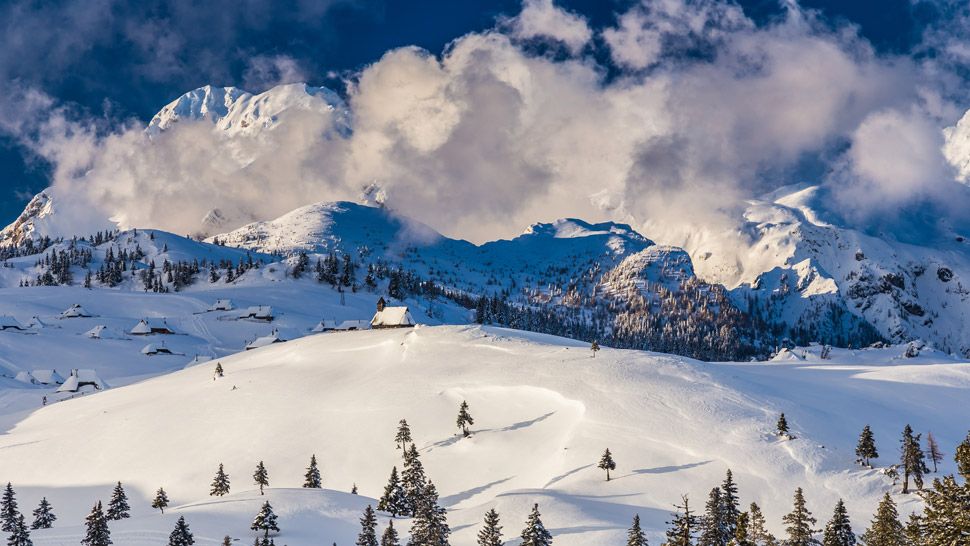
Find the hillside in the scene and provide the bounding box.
[0,325,965,545]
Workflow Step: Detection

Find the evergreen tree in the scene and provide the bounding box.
[520,503,552,546]
[402,444,427,517]
[215,362,224,377]
[855,425,878,468]
[0,484,17,533]
[407,480,449,546]
[81,501,111,546]
[821,499,854,546]
[106,482,130,520]
[152,488,169,514]
[920,475,970,545]
[902,513,924,546]
[781,488,819,546]
[250,501,280,539]
[721,470,741,539]
[168,516,195,546]
[29,498,55,530]
[899,425,927,493]
[925,432,943,473]
[222,537,232,546]
[477,509,503,546]
[254,461,269,495]
[304,455,322,488]
[728,512,753,546]
[956,431,970,480]
[699,487,730,546]
[457,401,474,438]
[357,505,379,546]
[396,419,413,450]
[7,513,31,546]
[665,495,699,546]
[747,503,778,546]
[859,493,903,546]
[382,520,401,546]
[211,464,231,496]
[628,514,648,546]
[776,414,790,439]
[591,340,600,358]
[598,449,617,481]
[378,467,407,517]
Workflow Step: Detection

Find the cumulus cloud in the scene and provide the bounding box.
[506,0,593,55]
[3,0,970,258]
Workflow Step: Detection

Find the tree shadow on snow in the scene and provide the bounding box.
[426,412,557,451]
[441,476,514,507]
[615,460,713,481]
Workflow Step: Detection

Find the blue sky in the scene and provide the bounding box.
[0,0,966,236]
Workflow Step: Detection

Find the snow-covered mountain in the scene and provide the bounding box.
[147,83,351,137]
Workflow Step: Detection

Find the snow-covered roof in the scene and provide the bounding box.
[28,316,53,329]
[208,299,234,311]
[246,330,285,350]
[371,307,415,328]
[0,315,26,330]
[60,304,91,318]
[141,343,174,355]
[86,325,126,340]
[312,319,371,332]
[130,318,174,335]
[56,369,106,392]
[14,371,34,384]
[31,369,64,385]
[240,305,273,319]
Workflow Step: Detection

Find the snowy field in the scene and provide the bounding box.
[0,310,965,544]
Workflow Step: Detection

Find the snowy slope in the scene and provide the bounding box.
[0,326,965,545]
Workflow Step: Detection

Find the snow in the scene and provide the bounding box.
[246,330,285,350]
[0,315,26,330]
[0,325,963,544]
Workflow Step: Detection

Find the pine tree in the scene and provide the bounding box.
[699,487,730,546]
[250,501,280,539]
[721,470,741,539]
[106,482,130,520]
[152,488,169,514]
[254,461,269,495]
[457,401,474,438]
[81,501,111,546]
[925,432,943,473]
[211,464,231,496]
[902,513,924,546]
[781,488,819,546]
[899,425,927,493]
[729,512,753,546]
[357,505,379,546]
[956,431,970,480]
[627,514,647,546]
[920,475,970,545]
[215,362,224,377]
[591,340,600,357]
[821,499,854,546]
[665,495,699,546]
[776,414,790,439]
[304,455,322,488]
[352,483,359,494]
[855,425,878,468]
[378,467,407,517]
[0,484,18,533]
[477,509,503,546]
[29,498,55,530]
[7,513,31,546]
[520,503,552,546]
[402,444,427,517]
[860,493,903,546]
[747,503,778,546]
[168,516,195,546]
[222,537,232,546]
[598,449,617,481]
[396,419,413,450]
[382,520,401,546]
[408,480,449,546]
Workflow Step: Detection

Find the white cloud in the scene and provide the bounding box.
[507,0,592,55]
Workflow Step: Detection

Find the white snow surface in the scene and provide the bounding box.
[0,314,964,544]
